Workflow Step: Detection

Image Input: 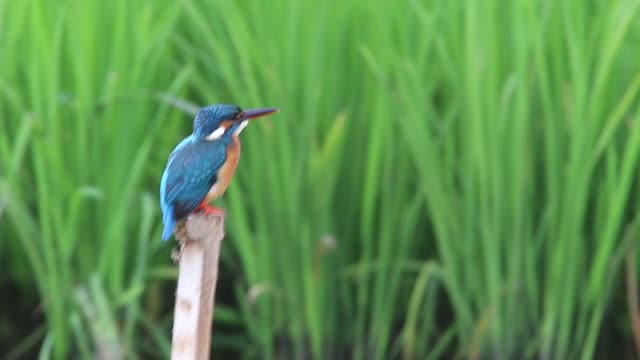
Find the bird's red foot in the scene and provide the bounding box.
[195,203,225,217]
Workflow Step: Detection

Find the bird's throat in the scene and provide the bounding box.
[233,120,249,136]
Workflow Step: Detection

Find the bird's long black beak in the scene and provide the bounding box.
[241,107,279,121]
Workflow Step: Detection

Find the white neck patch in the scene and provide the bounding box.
[234,120,249,136]
[206,126,226,141]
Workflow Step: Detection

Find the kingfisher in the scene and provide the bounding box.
[159,104,279,241]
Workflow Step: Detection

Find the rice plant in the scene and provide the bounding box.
[1,0,639,358]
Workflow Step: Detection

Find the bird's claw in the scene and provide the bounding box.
[195,203,225,217]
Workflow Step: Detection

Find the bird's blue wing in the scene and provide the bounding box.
[169,135,193,161]
[160,134,193,208]
[161,140,227,220]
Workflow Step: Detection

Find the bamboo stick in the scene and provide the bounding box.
[171,214,225,360]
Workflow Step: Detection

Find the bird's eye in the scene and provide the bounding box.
[206,127,226,141]
[234,111,245,120]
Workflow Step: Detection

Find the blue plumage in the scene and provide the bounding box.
[160,104,279,241]
[160,140,228,240]
[159,105,238,241]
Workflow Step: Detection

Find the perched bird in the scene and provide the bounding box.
[160,104,279,240]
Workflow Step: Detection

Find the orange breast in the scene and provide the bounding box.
[205,135,241,203]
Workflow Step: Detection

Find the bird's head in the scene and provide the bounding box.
[193,104,279,141]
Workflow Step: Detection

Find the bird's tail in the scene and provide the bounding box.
[161,206,176,241]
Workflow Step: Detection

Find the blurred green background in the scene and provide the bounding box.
[1,0,640,359]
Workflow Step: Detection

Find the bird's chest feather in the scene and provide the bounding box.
[206,136,241,201]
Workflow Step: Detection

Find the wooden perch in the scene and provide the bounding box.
[171,213,225,360]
